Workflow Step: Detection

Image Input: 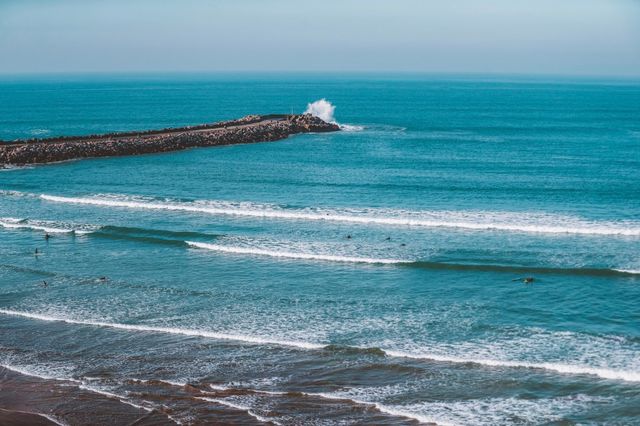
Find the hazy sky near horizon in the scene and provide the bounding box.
[1,0,639,76]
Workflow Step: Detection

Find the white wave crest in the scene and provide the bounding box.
[0,217,97,234]
[614,269,640,275]
[1,165,35,172]
[29,128,51,136]
[0,363,81,383]
[40,193,640,237]
[0,308,324,350]
[1,363,169,422]
[384,350,640,383]
[77,384,154,412]
[39,414,69,426]
[204,383,450,425]
[301,391,452,426]
[196,397,278,424]
[186,241,408,264]
[316,388,609,426]
[2,308,638,383]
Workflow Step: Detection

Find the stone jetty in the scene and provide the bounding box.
[0,114,340,166]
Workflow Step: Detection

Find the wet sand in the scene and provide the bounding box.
[0,367,174,425]
[0,366,422,425]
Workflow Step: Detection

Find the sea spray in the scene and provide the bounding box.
[305,99,363,131]
[305,99,336,123]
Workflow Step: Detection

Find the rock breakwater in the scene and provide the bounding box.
[0,114,339,166]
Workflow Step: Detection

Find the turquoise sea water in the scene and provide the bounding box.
[1,74,639,425]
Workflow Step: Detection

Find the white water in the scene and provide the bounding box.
[186,241,408,264]
[0,217,74,234]
[614,268,640,275]
[301,390,453,426]
[0,216,97,235]
[204,382,450,425]
[305,99,336,123]
[0,362,81,383]
[305,99,363,131]
[384,350,640,383]
[0,308,324,350]
[0,363,155,415]
[314,387,608,426]
[2,308,638,383]
[39,193,640,236]
[196,397,278,424]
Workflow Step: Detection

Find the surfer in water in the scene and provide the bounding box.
[512,277,535,284]
[45,233,50,241]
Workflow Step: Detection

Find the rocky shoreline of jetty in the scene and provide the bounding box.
[0,114,339,166]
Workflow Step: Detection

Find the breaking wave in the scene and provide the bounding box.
[0,217,96,234]
[305,99,364,131]
[186,241,407,264]
[39,193,640,236]
[0,309,324,350]
[1,309,638,383]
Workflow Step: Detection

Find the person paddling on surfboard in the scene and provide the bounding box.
[512,277,535,284]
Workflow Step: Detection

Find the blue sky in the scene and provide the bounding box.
[1,0,638,76]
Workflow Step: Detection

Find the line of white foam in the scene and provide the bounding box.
[196,397,279,424]
[384,350,640,383]
[0,220,74,234]
[39,413,69,426]
[0,309,324,350]
[2,309,637,383]
[77,384,154,412]
[206,384,286,396]
[0,363,82,383]
[614,269,640,275]
[205,383,449,425]
[303,391,453,426]
[40,194,640,236]
[204,384,449,425]
[132,378,189,387]
[0,363,182,423]
[186,241,408,264]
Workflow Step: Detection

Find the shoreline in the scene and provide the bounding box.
[0,113,339,166]
[0,366,174,425]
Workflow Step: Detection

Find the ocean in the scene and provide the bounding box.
[1,73,639,425]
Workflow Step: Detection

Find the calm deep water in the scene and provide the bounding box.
[1,74,639,425]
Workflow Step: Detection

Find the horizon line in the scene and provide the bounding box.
[1,70,639,81]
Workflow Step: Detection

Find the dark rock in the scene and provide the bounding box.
[0,114,340,165]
